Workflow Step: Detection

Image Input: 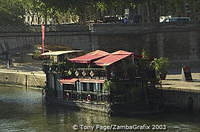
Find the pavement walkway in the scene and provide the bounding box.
[161,73,200,92]
[0,62,45,77]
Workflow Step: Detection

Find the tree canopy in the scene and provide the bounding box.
[0,0,199,25]
[0,0,26,25]
[39,0,136,23]
[39,0,200,24]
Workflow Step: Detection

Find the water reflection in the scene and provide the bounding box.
[0,84,199,132]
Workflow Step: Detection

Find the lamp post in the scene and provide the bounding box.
[41,24,45,53]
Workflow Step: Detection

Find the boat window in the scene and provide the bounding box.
[82,83,87,91]
[99,84,103,92]
[76,82,81,91]
[95,83,103,92]
[94,83,98,92]
[89,83,94,92]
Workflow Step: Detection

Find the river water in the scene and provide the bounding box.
[0,85,200,132]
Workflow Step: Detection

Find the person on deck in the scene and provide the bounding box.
[87,94,91,102]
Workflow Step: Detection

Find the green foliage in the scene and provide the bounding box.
[137,52,151,70]
[28,0,200,24]
[0,0,26,25]
[96,1,107,12]
[103,80,112,92]
[39,0,136,23]
[25,0,48,16]
[0,0,77,25]
[32,47,41,59]
[141,49,150,59]
[151,57,169,73]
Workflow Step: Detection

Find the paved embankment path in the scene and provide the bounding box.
[162,73,200,92]
[0,63,46,88]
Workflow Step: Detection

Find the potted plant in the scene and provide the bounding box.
[151,57,169,80]
[103,80,112,93]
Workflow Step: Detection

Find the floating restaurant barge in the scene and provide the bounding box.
[42,50,162,114]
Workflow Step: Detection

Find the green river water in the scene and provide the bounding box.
[0,85,199,132]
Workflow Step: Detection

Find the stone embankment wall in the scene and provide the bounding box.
[93,24,200,71]
[162,89,200,113]
[0,72,46,88]
[0,24,200,70]
[0,32,92,55]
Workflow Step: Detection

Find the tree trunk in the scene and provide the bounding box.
[78,6,86,24]
[145,1,151,23]
[44,9,48,25]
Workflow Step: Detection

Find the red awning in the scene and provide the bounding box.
[68,50,109,63]
[112,50,133,55]
[94,54,130,66]
[112,50,142,58]
[59,78,78,84]
[79,78,105,83]
[94,50,132,66]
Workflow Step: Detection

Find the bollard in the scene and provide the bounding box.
[25,75,28,89]
[181,65,192,81]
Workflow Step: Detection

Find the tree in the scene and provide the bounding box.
[0,0,26,25]
[39,0,137,23]
[38,0,200,24]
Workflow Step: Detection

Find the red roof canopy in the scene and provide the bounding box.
[59,78,78,84]
[94,54,131,66]
[69,50,109,63]
[112,50,133,55]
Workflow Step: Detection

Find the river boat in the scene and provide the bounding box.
[42,50,163,115]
